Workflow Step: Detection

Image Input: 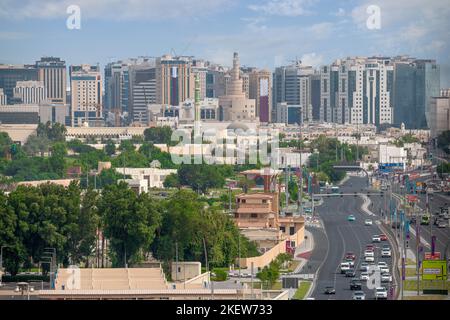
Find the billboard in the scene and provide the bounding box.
[422,260,447,280]
[424,252,441,260]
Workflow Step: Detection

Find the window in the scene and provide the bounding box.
[251,213,258,218]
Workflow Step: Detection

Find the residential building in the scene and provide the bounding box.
[35,57,67,105]
[320,57,393,126]
[13,80,46,104]
[69,64,103,127]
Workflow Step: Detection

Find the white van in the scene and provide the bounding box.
[340,262,352,273]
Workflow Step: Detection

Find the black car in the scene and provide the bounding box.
[324,286,336,294]
[345,269,356,277]
[350,280,362,290]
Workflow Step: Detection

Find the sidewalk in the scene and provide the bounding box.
[293,229,314,273]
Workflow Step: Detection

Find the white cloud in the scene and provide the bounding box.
[0,0,232,20]
[248,0,316,17]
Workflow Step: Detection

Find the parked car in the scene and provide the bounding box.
[380,234,388,241]
[438,220,447,228]
[352,291,366,300]
[365,256,375,262]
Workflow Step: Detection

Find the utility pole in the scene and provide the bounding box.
[415,203,420,296]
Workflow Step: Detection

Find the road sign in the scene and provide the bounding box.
[422,260,448,280]
[424,252,441,260]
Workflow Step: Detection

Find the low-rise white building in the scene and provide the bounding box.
[115,167,177,189]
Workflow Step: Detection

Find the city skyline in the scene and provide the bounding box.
[0,0,449,86]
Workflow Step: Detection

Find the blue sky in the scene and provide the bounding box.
[0,0,449,86]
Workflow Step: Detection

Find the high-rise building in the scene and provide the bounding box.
[320,57,393,126]
[206,66,227,98]
[310,73,321,121]
[129,64,156,125]
[0,64,38,104]
[192,59,207,100]
[69,64,103,127]
[273,61,314,123]
[35,57,67,105]
[13,80,46,104]
[276,102,302,125]
[105,57,155,125]
[429,93,450,139]
[156,55,194,106]
[218,53,256,122]
[0,88,7,105]
[393,57,440,129]
[249,69,272,123]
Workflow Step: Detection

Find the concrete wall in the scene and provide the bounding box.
[239,225,304,269]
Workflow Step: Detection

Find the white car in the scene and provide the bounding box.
[378,262,388,267]
[360,263,369,272]
[364,250,375,257]
[364,219,373,226]
[365,256,375,262]
[375,287,388,299]
[360,272,369,281]
[372,235,381,242]
[381,249,391,257]
[380,266,390,274]
[381,273,392,282]
[340,262,352,273]
[352,291,366,300]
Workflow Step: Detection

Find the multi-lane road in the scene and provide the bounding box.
[310,176,395,300]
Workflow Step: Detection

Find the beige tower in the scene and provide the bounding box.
[218,53,256,122]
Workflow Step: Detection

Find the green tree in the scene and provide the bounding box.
[23,135,51,157]
[163,173,180,188]
[104,139,116,156]
[49,142,67,177]
[178,164,226,193]
[0,132,13,158]
[100,182,161,266]
[144,126,173,145]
